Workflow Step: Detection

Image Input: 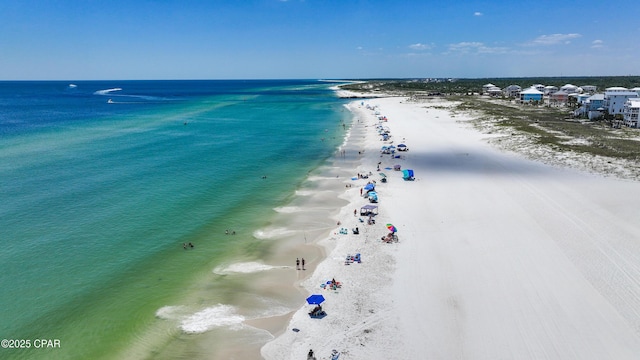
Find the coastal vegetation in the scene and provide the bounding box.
[339,76,640,96]
[339,78,640,163]
[452,97,640,161]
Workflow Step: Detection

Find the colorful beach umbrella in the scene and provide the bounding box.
[386,224,397,233]
[306,294,325,305]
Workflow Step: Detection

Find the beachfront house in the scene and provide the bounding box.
[560,84,579,94]
[550,90,569,105]
[532,84,545,92]
[482,83,496,94]
[487,86,503,97]
[623,98,640,128]
[520,87,544,103]
[581,85,597,94]
[544,85,558,95]
[606,86,629,92]
[604,89,639,116]
[632,87,640,97]
[577,93,591,105]
[585,94,605,120]
[504,85,522,98]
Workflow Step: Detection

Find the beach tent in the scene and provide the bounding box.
[368,191,378,203]
[402,169,414,181]
[364,183,375,191]
[397,144,407,151]
[360,204,378,216]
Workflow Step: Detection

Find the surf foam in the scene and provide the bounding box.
[252,227,296,239]
[180,305,245,334]
[213,261,289,275]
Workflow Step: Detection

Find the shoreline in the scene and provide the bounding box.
[211,98,368,359]
[261,94,640,359]
[261,99,401,359]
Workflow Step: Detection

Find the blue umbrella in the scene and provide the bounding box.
[306,294,325,305]
[364,183,375,191]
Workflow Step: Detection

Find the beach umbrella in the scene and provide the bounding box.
[386,224,397,233]
[306,294,325,305]
[364,183,375,191]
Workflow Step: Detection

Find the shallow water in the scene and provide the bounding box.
[0,80,351,359]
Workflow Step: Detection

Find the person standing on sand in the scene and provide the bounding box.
[296,258,300,270]
[302,258,306,270]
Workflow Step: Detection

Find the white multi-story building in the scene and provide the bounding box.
[604,90,639,115]
[503,85,521,98]
[482,83,496,94]
[532,84,545,92]
[623,98,640,128]
[581,85,597,93]
[544,85,558,95]
[487,86,502,97]
[560,84,579,94]
[605,86,629,92]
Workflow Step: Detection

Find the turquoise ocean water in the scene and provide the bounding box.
[0,80,349,359]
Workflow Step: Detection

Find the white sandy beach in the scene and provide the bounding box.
[261,96,640,360]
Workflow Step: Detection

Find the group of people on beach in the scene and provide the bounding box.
[307,348,339,360]
[296,257,306,270]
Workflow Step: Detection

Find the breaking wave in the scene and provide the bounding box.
[180,305,245,334]
[156,304,245,334]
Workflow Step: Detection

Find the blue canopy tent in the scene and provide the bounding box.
[368,191,378,203]
[402,169,414,181]
[363,183,375,191]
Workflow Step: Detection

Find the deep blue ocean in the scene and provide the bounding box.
[0,80,349,359]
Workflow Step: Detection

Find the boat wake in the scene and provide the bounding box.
[94,88,123,95]
[94,87,168,103]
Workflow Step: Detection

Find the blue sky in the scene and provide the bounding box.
[1,0,638,80]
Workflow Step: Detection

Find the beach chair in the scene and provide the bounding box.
[345,254,353,265]
[354,253,361,263]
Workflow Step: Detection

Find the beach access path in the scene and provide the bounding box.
[262,96,640,360]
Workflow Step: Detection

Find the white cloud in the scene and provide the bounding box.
[591,39,604,48]
[474,12,483,16]
[447,42,508,54]
[408,43,431,50]
[528,33,581,46]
